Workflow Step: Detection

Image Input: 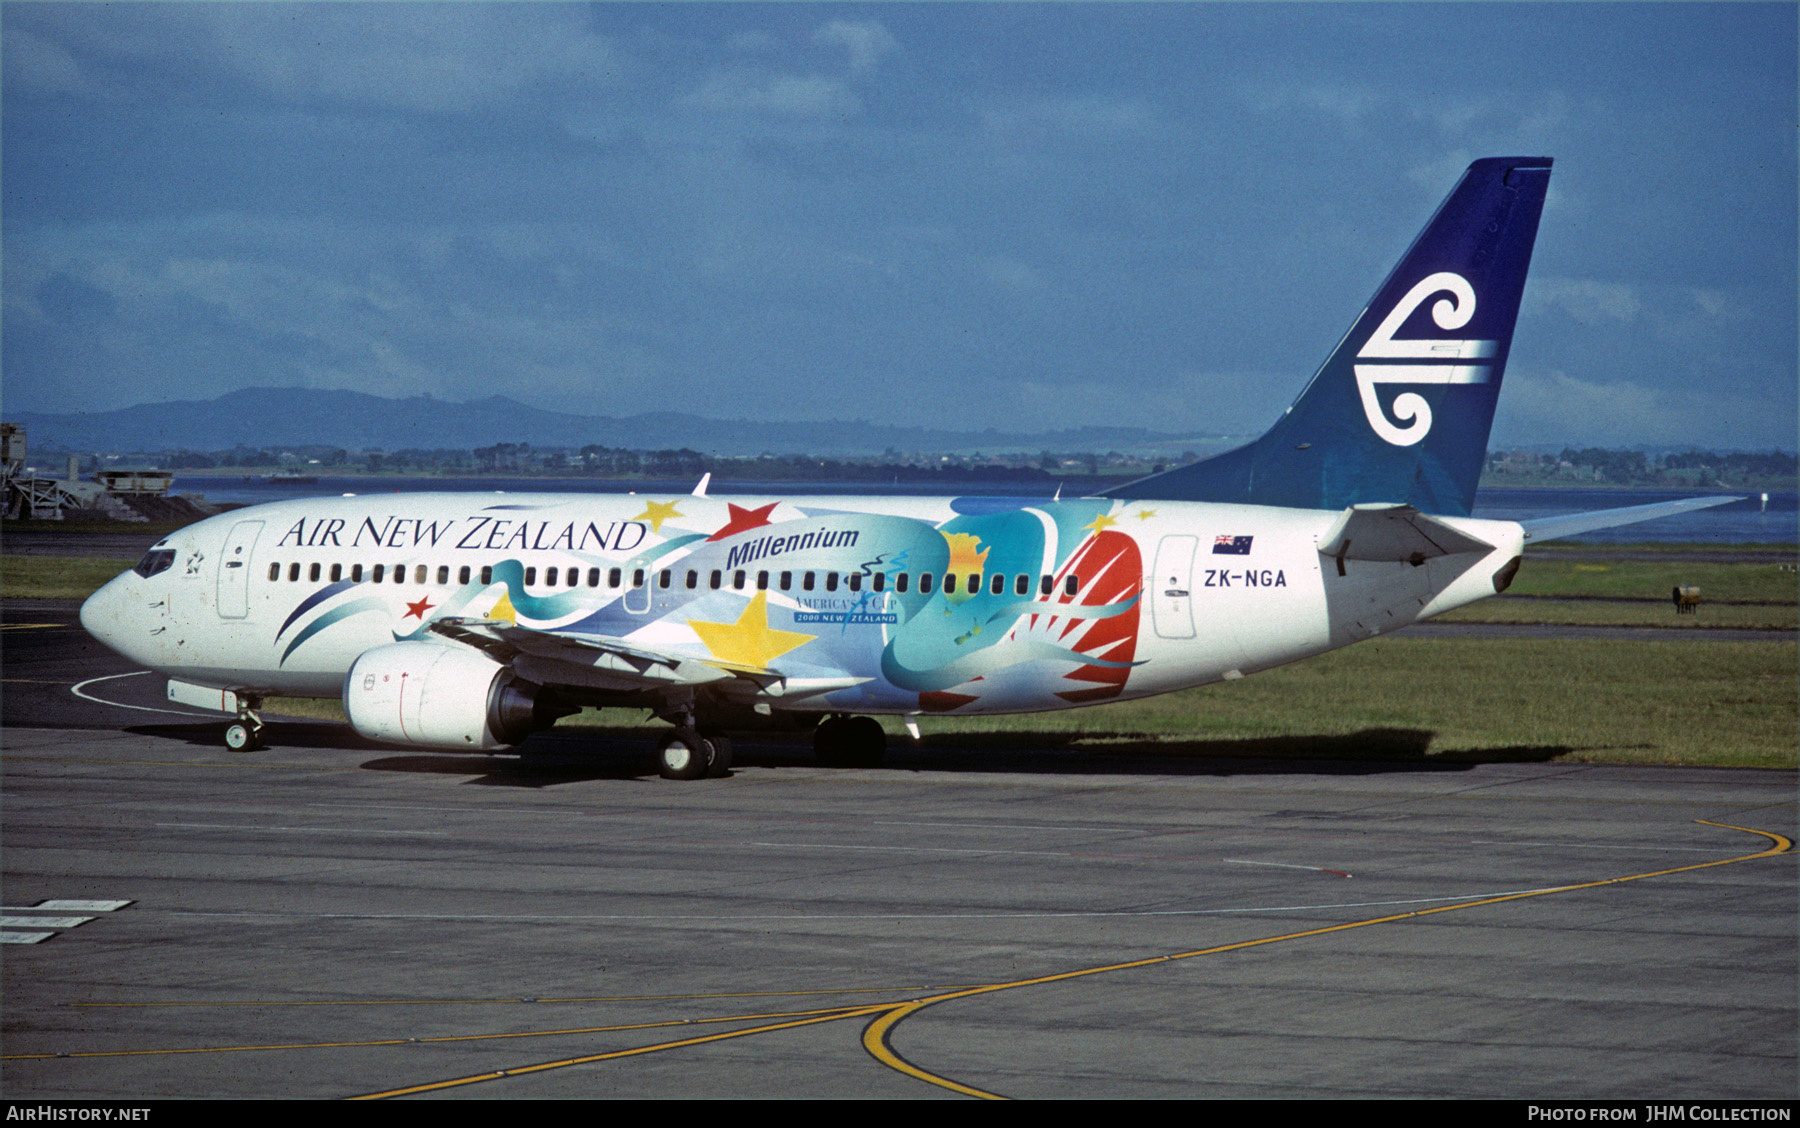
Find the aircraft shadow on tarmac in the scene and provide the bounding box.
[122,719,1585,786]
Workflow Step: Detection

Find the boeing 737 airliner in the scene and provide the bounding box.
[79,157,1733,778]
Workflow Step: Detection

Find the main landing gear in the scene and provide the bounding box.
[223,696,265,753]
[814,714,886,768]
[654,728,733,781]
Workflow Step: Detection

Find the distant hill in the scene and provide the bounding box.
[11,387,1222,457]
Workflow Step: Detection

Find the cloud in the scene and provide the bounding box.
[980,256,1045,292]
[3,27,88,96]
[1409,91,1573,139]
[1242,81,1383,127]
[683,70,860,118]
[1497,368,1789,448]
[1526,277,1642,325]
[9,5,620,113]
[726,30,781,55]
[1687,288,1742,322]
[812,19,899,74]
[980,95,1159,138]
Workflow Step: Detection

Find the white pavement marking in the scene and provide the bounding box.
[71,671,214,717]
[34,899,132,912]
[0,916,92,929]
[1,899,132,943]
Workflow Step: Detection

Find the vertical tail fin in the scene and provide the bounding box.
[1108,156,1552,516]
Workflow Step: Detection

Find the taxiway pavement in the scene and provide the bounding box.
[3,602,1794,1099]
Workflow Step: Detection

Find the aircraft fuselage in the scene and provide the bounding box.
[82,490,1523,723]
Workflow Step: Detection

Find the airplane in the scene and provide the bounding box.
[79,156,1736,779]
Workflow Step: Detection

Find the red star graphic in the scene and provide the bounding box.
[707,502,778,542]
[403,597,435,620]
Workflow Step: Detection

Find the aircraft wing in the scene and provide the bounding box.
[426,616,864,704]
[1518,495,1742,544]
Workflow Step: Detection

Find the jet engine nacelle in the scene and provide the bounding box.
[344,641,542,750]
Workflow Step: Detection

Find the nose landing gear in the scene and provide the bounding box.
[223,697,264,752]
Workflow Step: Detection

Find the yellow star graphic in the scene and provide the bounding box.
[1135,508,1157,521]
[688,591,815,670]
[1083,511,1120,535]
[487,589,518,624]
[634,499,684,534]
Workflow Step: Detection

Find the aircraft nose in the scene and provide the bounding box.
[80,572,136,659]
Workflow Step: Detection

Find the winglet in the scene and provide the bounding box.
[692,472,711,498]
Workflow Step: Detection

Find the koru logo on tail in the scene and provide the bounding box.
[1354,272,1495,446]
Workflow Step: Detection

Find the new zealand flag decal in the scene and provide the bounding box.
[1213,535,1253,555]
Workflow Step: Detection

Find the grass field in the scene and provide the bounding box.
[12,545,1794,770]
[528,637,1794,770]
[1503,555,1796,602]
[1,556,137,600]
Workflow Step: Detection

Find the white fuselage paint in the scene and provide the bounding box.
[80,492,1524,717]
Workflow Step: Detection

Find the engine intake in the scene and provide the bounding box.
[344,641,546,750]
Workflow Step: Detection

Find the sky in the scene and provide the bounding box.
[4,2,1795,450]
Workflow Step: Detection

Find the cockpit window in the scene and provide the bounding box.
[133,549,176,579]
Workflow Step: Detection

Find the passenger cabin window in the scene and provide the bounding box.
[266,562,280,582]
[289,563,301,582]
[895,573,909,593]
[992,574,1005,595]
[802,572,815,592]
[756,571,769,591]
[459,566,471,585]
[848,573,862,592]
[608,567,622,588]
[414,565,427,584]
[393,565,405,584]
[658,569,672,589]
[1040,575,1053,596]
[351,564,364,583]
[1065,575,1079,596]
[524,567,537,587]
[872,573,885,592]
[709,570,722,590]
[1014,574,1029,596]
[632,569,645,588]
[547,567,560,587]
[309,563,321,582]
[779,571,792,591]
[587,567,600,587]
[733,570,746,590]
[825,573,838,592]
[919,573,934,594]
[331,564,343,583]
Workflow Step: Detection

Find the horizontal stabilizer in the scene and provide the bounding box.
[1317,503,1495,564]
[1520,496,1742,544]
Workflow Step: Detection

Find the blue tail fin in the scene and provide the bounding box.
[1107,156,1552,516]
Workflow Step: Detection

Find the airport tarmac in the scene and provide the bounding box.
[3,600,1795,1099]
